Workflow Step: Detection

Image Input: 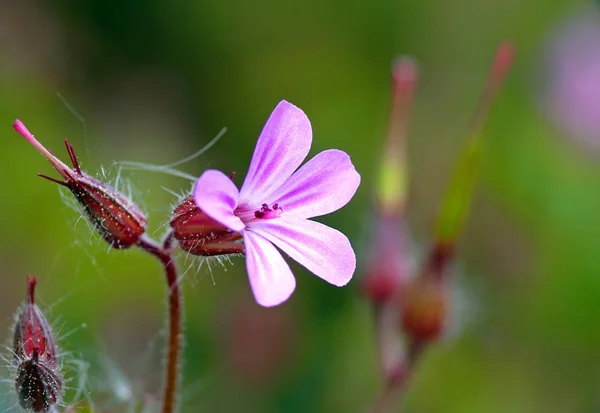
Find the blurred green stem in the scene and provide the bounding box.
[137,233,181,413]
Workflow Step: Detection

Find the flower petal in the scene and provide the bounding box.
[244,230,296,307]
[269,149,361,219]
[249,217,356,287]
[239,100,312,206]
[193,169,245,232]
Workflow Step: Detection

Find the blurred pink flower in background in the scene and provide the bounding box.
[542,7,600,149]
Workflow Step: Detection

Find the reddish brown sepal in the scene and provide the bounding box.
[170,196,244,256]
[68,171,147,249]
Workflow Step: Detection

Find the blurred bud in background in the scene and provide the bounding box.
[361,57,418,384]
[400,244,452,344]
[400,42,513,351]
[540,6,600,152]
[362,44,513,401]
[362,57,417,306]
[362,216,412,306]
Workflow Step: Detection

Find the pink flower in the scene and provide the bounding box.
[542,9,600,149]
[194,100,360,307]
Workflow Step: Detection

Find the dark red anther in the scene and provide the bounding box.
[251,203,282,220]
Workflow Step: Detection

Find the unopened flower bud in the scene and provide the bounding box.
[13,120,147,249]
[362,56,417,305]
[400,277,448,342]
[13,275,62,412]
[170,196,244,256]
[400,44,513,344]
[399,243,453,342]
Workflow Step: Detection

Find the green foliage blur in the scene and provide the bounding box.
[0,0,598,411]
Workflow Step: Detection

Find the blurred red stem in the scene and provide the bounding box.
[370,302,406,413]
[370,314,428,413]
[369,357,411,413]
[370,381,403,413]
[374,302,403,382]
[137,233,181,413]
[425,242,455,282]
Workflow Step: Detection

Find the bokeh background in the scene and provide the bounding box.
[1,0,600,411]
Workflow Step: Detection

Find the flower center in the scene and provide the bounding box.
[254,203,283,220]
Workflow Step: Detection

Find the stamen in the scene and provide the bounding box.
[253,203,283,220]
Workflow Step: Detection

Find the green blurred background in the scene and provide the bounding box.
[1,0,599,411]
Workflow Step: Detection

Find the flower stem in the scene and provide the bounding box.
[137,233,181,413]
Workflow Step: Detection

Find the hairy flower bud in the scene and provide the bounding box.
[362,215,411,304]
[13,276,62,412]
[362,57,416,305]
[13,120,147,249]
[170,196,244,256]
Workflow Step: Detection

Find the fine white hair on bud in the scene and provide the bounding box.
[2,280,96,413]
[5,276,63,413]
[13,120,148,250]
